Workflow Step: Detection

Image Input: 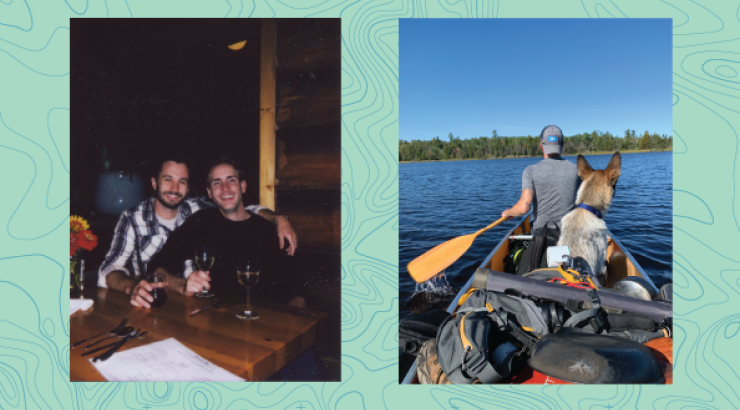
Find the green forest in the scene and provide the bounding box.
[399,130,672,162]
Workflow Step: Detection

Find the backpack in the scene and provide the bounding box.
[516,221,560,275]
[435,290,541,384]
[399,310,451,356]
[434,286,670,384]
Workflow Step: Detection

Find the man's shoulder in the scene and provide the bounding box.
[247,213,276,230]
[530,158,576,171]
[185,206,220,224]
[120,198,152,218]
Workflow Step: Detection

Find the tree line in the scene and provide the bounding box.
[399,130,672,162]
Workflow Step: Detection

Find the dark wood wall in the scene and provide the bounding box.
[275,20,341,261]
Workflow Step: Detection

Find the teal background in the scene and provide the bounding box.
[0,0,736,409]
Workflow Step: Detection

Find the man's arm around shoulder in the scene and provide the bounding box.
[249,207,298,256]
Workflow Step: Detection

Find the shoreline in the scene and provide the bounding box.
[399,149,672,164]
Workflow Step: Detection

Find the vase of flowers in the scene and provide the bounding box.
[70,215,98,290]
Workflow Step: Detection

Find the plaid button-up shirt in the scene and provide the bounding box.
[97,197,262,288]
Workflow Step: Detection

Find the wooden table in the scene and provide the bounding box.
[70,288,325,381]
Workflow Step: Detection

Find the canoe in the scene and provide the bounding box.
[401,212,669,384]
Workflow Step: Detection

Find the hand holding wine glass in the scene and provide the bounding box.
[236,258,260,320]
[147,273,168,308]
[194,246,215,298]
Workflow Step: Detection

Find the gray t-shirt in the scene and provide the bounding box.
[522,157,580,230]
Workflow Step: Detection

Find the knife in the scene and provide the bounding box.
[82,328,141,357]
[189,298,232,316]
[91,329,148,362]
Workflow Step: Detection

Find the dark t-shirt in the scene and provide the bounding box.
[148,207,288,301]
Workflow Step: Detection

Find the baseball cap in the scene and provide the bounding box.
[540,125,564,155]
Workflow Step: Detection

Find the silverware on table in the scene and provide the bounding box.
[189,298,235,316]
[90,328,148,362]
[71,317,128,348]
[83,326,134,349]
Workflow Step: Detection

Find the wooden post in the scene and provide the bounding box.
[259,19,277,211]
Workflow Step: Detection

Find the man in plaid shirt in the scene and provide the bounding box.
[98,158,297,308]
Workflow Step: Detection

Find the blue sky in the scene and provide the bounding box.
[399,19,673,141]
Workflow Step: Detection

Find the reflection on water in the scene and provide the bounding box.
[399,152,673,320]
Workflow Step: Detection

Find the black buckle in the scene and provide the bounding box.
[589,314,605,333]
[461,346,487,374]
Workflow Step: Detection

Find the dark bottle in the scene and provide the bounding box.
[150,287,168,308]
[147,273,168,308]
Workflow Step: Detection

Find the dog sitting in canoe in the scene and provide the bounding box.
[557,152,621,285]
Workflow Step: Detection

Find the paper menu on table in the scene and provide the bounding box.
[70,299,94,316]
[91,338,245,382]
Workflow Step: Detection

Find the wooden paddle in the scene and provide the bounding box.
[407,217,507,283]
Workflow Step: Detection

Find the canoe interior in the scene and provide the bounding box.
[482,214,651,288]
[402,213,654,384]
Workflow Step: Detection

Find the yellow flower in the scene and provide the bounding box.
[70,215,90,232]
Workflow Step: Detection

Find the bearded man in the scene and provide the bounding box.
[98,157,297,308]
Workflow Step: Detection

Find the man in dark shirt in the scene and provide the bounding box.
[149,157,295,305]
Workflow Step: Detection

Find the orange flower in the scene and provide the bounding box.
[77,230,98,251]
[70,232,80,256]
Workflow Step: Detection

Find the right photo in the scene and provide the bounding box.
[399,19,673,384]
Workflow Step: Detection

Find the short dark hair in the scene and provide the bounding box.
[207,155,244,185]
[152,157,189,180]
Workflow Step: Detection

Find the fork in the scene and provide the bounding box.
[83,326,135,349]
[92,329,148,362]
[71,318,128,348]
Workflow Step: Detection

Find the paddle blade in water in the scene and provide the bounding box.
[407,234,476,283]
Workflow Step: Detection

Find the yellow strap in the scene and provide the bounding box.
[459,312,473,350]
[557,265,577,282]
[457,288,477,307]
[557,265,599,289]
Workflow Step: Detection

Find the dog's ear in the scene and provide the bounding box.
[577,155,594,180]
[606,151,622,183]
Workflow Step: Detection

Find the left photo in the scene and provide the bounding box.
[69,18,341,382]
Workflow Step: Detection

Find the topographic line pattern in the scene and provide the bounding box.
[0,0,736,408]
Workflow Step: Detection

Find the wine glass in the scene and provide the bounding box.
[194,246,215,298]
[147,272,168,308]
[236,259,260,320]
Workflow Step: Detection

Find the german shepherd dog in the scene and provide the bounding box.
[557,152,621,285]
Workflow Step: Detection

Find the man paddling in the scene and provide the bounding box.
[501,125,580,273]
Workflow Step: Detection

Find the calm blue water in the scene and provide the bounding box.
[399,152,672,318]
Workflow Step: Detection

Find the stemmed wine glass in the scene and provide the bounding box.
[236,259,260,320]
[194,246,215,298]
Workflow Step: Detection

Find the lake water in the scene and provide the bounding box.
[399,151,673,320]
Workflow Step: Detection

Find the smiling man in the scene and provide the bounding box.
[99,157,297,308]
[147,156,300,307]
